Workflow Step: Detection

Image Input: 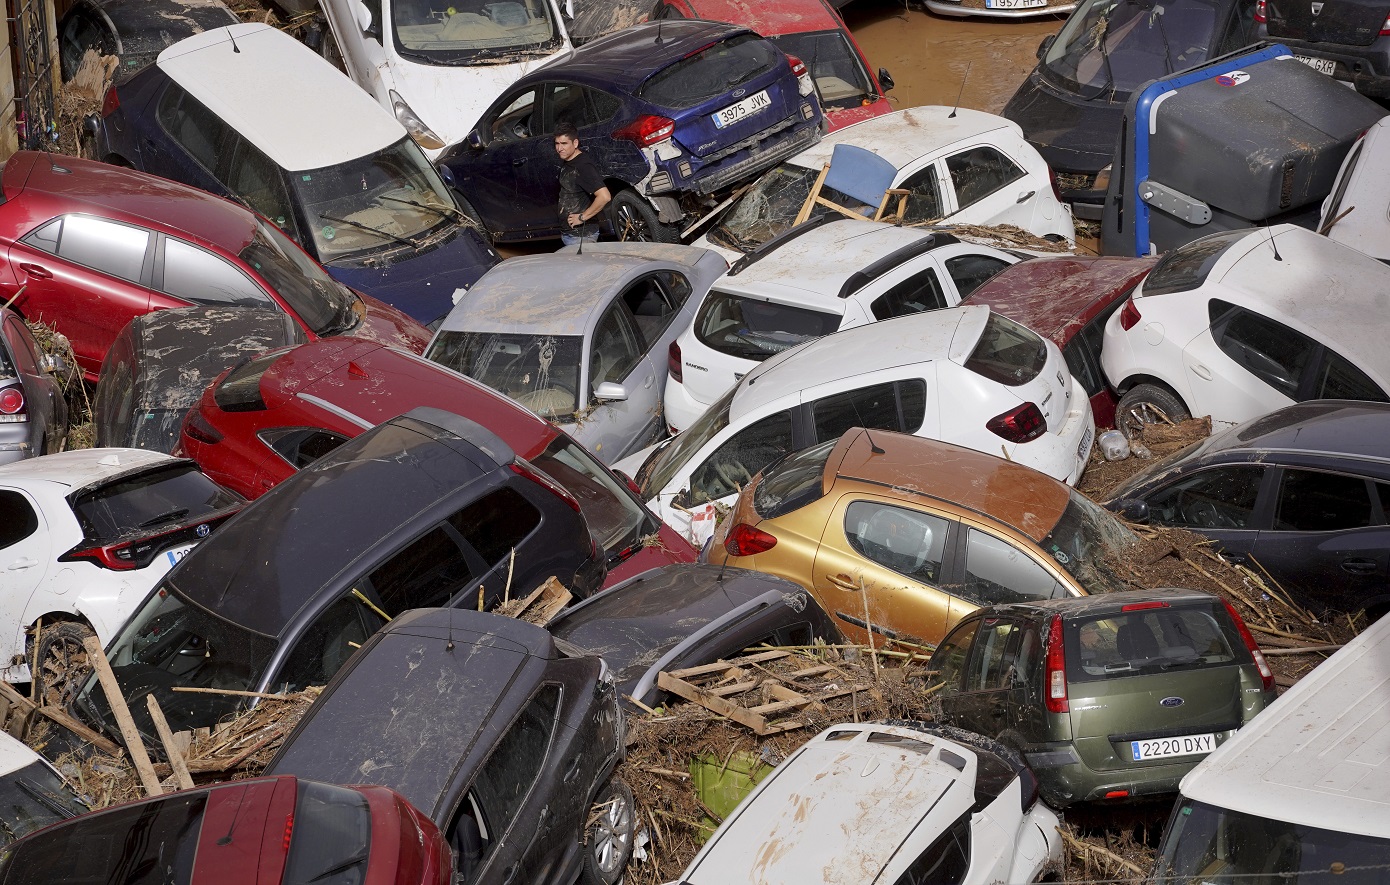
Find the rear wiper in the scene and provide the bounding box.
[16,779,81,818]
[307,853,369,883]
[319,213,423,250]
[139,508,189,529]
[376,194,473,227]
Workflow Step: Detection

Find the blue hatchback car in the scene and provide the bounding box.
[437,19,824,243]
[86,24,498,325]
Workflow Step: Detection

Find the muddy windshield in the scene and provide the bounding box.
[1041,0,1245,98]
[292,137,460,261]
[770,30,876,109]
[427,331,583,420]
[1038,492,1136,595]
[707,163,869,253]
[638,384,737,496]
[391,0,561,64]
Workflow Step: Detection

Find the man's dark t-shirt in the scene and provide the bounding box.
[558,152,606,225]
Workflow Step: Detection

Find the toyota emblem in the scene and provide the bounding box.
[195,523,211,538]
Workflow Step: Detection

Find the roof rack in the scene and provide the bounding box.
[837,231,959,299]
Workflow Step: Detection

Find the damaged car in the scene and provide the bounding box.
[0,306,67,465]
[0,731,88,845]
[58,0,239,85]
[267,608,634,885]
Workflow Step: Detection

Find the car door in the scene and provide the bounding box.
[461,87,557,237]
[1138,464,1269,564]
[953,522,1072,606]
[939,144,1035,229]
[0,489,50,656]
[947,615,1026,739]
[1183,300,1310,426]
[584,299,658,462]
[8,215,156,375]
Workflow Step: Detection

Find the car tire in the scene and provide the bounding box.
[456,195,493,244]
[580,778,636,885]
[29,621,95,711]
[1114,384,1190,440]
[610,191,678,243]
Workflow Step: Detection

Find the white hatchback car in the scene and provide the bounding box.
[666,217,1021,431]
[694,106,1074,261]
[0,449,241,693]
[1101,225,1390,437]
[1319,116,1390,263]
[616,304,1094,545]
[678,722,1062,885]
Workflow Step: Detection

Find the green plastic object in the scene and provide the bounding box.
[688,751,774,842]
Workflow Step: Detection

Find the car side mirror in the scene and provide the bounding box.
[467,128,488,150]
[1036,35,1054,60]
[355,1,378,37]
[878,67,895,92]
[1108,497,1151,524]
[40,353,64,375]
[673,487,693,509]
[593,381,628,402]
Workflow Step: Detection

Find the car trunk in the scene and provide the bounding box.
[959,310,1070,436]
[1266,0,1390,45]
[676,71,800,160]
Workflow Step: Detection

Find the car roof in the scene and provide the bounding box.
[826,428,1071,542]
[1178,608,1390,838]
[730,305,985,421]
[978,587,1220,619]
[1193,399,1390,465]
[964,255,1157,347]
[0,447,173,488]
[676,0,843,35]
[4,151,260,249]
[531,19,750,91]
[267,609,555,818]
[785,106,1017,172]
[156,23,404,172]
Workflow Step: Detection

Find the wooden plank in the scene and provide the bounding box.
[530,577,573,624]
[171,687,290,700]
[83,636,162,797]
[35,705,121,756]
[668,651,788,679]
[657,671,770,734]
[147,696,194,791]
[707,680,759,697]
[786,664,837,680]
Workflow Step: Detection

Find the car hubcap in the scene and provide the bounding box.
[1121,402,1174,437]
[592,792,634,873]
[615,205,650,242]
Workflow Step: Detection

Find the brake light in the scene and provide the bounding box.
[614,115,676,147]
[511,459,581,513]
[1381,11,1390,34]
[1045,615,1068,713]
[668,340,683,383]
[1121,600,1169,612]
[1221,599,1275,693]
[786,54,815,97]
[724,523,777,557]
[60,542,141,571]
[0,387,26,423]
[183,410,223,445]
[1105,790,1130,799]
[1119,299,1142,331]
[787,54,807,78]
[986,402,1046,443]
[101,86,120,118]
[1254,0,1266,22]
[1049,166,1063,203]
[283,813,295,851]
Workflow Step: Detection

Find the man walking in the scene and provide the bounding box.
[554,123,611,246]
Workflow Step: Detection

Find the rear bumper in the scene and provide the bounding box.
[663,377,714,434]
[1257,31,1390,97]
[1025,742,1206,806]
[662,112,822,197]
[925,0,1076,17]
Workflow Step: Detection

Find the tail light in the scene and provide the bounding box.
[787,54,814,97]
[1119,299,1142,331]
[724,523,777,557]
[0,387,26,423]
[614,115,676,147]
[1045,615,1068,713]
[1222,599,1276,693]
[1121,600,1169,612]
[668,340,683,383]
[1254,0,1266,22]
[283,813,295,851]
[183,410,223,445]
[101,86,120,118]
[511,459,581,513]
[1049,166,1063,203]
[1381,12,1390,34]
[60,542,141,570]
[986,402,1046,443]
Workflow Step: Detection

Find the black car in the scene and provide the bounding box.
[1257,0,1390,99]
[267,608,633,885]
[548,563,841,708]
[73,406,606,738]
[57,0,239,84]
[93,306,303,453]
[1107,400,1390,619]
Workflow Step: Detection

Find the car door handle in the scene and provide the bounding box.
[7,558,38,571]
[826,573,858,591]
[18,263,50,280]
[513,157,528,165]
[1015,190,1036,203]
[1191,364,1213,380]
[1341,558,1378,574]
[643,373,654,389]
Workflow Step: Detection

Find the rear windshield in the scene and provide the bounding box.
[214,350,286,412]
[0,761,86,844]
[696,289,841,361]
[963,312,1048,387]
[638,33,777,109]
[71,462,240,544]
[427,331,584,421]
[1065,601,1242,683]
[531,436,649,553]
[754,439,835,519]
[1142,229,1251,297]
[282,782,372,885]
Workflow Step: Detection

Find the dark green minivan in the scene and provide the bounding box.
[927,588,1277,807]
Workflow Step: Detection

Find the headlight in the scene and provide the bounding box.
[390,90,446,151]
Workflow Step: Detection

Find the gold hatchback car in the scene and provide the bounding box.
[707,428,1136,649]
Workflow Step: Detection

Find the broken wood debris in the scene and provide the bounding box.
[493,575,572,624]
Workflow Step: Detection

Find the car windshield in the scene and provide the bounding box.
[1066,602,1240,681]
[707,163,870,253]
[239,221,358,337]
[1038,492,1136,595]
[637,383,737,496]
[427,331,584,420]
[1155,799,1390,885]
[531,435,650,554]
[0,761,86,845]
[391,0,562,64]
[292,137,460,261]
[769,30,876,109]
[1041,0,1238,99]
[695,289,842,361]
[638,33,777,109]
[1141,228,1250,296]
[71,462,241,544]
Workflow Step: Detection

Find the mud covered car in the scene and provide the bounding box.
[58,0,239,85]
[268,608,634,885]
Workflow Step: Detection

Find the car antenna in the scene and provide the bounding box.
[447,607,456,651]
[227,27,241,53]
[863,427,886,455]
[1268,226,1283,262]
[948,63,971,119]
[847,396,886,455]
[216,788,249,845]
[656,21,664,44]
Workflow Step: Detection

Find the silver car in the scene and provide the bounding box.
[0,307,68,465]
[426,243,727,464]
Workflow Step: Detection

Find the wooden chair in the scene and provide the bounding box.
[793,143,911,226]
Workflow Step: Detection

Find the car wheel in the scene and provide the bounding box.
[1114,384,1190,440]
[319,28,347,73]
[456,195,493,244]
[610,192,678,243]
[580,778,636,885]
[29,621,95,711]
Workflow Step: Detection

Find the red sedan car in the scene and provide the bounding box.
[179,337,696,586]
[963,254,1158,429]
[0,152,430,380]
[0,775,449,885]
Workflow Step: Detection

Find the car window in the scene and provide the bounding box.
[261,427,351,469]
[157,83,235,176]
[844,500,948,585]
[945,146,1025,209]
[161,238,273,308]
[622,274,680,347]
[695,289,841,360]
[768,29,875,109]
[71,462,240,546]
[961,528,1066,605]
[945,254,1010,298]
[964,618,1022,691]
[1145,466,1264,530]
[1316,350,1388,402]
[540,82,619,132]
[448,487,541,568]
[45,215,150,284]
[225,138,300,240]
[1068,605,1238,682]
[367,525,477,612]
[4,318,40,375]
[870,269,948,320]
[1273,469,1374,532]
[489,89,538,144]
[897,164,943,224]
[590,302,644,390]
[931,620,978,691]
[0,491,38,547]
[1063,337,1104,399]
[964,312,1048,387]
[892,813,970,885]
[812,381,924,442]
[1212,305,1316,399]
[277,592,384,691]
[689,410,794,503]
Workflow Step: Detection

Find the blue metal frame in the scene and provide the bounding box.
[1130,43,1292,256]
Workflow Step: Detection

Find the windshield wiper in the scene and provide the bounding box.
[319,213,423,250]
[16,779,81,818]
[376,194,473,227]
[139,508,189,529]
[307,853,370,883]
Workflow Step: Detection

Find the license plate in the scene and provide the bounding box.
[712,90,771,129]
[165,545,194,567]
[1296,55,1336,75]
[1131,733,1215,762]
[986,0,1049,9]
[1078,427,1094,461]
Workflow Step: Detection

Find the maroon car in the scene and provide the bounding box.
[177,337,696,587]
[0,152,430,380]
[963,254,1157,428]
[0,775,450,885]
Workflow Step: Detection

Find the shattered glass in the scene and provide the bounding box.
[1038,492,1137,595]
[429,331,583,419]
[706,163,870,253]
